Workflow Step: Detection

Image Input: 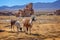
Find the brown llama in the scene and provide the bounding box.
[22,16,36,34]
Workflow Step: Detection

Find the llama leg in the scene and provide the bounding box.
[11,24,12,32]
[15,22,19,32]
[17,26,20,32]
[28,27,31,34]
[17,24,21,32]
[21,24,25,32]
[12,25,15,32]
[16,24,19,32]
[26,27,28,34]
[17,25,20,32]
[25,27,28,34]
[11,25,15,32]
[23,27,26,32]
[28,27,29,34]
[29,27,31,34]
[27,27,28,32]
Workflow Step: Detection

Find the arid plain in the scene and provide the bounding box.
[0,15,60,40]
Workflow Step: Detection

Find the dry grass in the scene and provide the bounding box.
[0,15,60,40]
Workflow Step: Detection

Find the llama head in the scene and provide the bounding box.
[31,15,36,21]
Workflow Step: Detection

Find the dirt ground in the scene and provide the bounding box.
[0,15,60,40]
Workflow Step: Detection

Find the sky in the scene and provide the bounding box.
[0,0,57,6]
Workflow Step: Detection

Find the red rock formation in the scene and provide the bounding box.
[16,3,34,17]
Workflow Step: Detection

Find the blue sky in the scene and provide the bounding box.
[0,0,57,6]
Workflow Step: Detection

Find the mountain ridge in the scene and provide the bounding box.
[0,0,60,11]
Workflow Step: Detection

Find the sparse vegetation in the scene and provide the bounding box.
[0,15,60,40]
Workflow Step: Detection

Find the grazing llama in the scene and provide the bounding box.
[10,19,22,32]
[4,19,22,32]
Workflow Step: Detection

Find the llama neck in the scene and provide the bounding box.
[29,18,32,24]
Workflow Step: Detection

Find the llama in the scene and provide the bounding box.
[22,15,36,34]
[10,19,23,32]
[5,19,22,32]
